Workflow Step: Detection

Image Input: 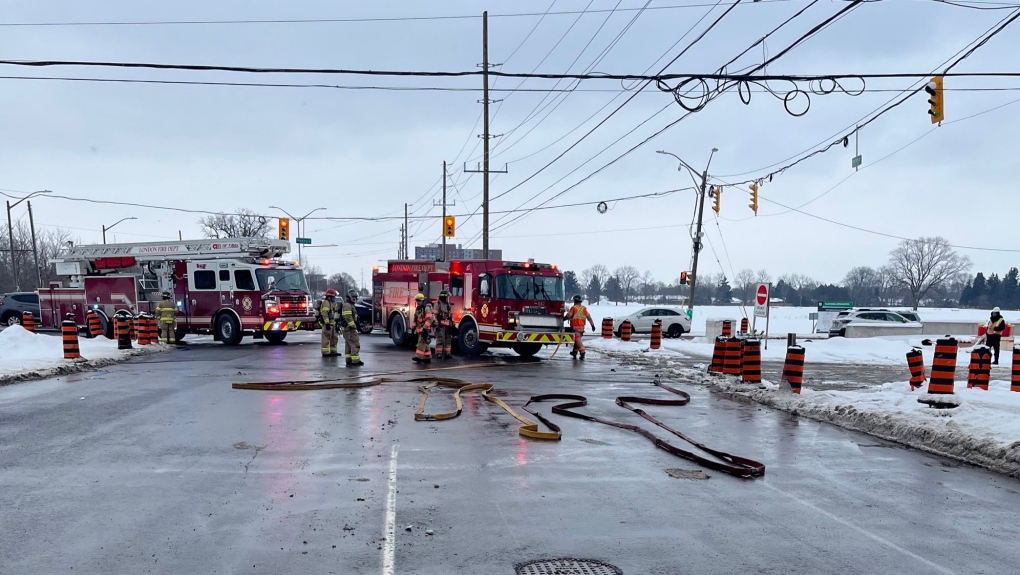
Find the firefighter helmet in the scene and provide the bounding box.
[325,289,338,298]
[415,293,426,302]
[161,291,172,299]
[573,294,583,303]
[439,290,449,301]
[347,288,359,301]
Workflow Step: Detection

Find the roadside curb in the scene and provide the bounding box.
[0,344,170,387]
[593,348,1020,479]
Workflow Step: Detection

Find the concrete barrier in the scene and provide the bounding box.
[706,319,736,340]
[920,321,981,336]
[845,324,923,338]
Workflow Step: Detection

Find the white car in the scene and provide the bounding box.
[829,309,922,337]
[613,306,691,338]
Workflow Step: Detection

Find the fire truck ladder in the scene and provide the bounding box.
[53,238,291,263]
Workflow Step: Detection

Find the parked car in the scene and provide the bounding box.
[355,296,374,334]
[0,292,40,327]
[829,309,921,337]
[613,306,691,338]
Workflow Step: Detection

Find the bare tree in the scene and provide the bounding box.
[735,268,756,303]
[587,264,610,287]
[842,266,879,306]
[888,236,972,310]
[755,268,772,285]
[327,272,359,295]
[304,264,326,300]
[640,270,655,302]
[614,265,640,303]
[198,208,273,239]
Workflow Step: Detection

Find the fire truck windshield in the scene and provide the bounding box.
[496,273,564,301]
[256,269,308,292]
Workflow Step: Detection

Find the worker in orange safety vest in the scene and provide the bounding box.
[564,294,595,360]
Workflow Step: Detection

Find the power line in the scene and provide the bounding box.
[2,0,1014,27]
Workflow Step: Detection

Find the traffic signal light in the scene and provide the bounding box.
[680,271,689,285]
[749,182,759,215]
[443,216,456,237]
[926,76,944,124]
[711,186,721,214]
[278,217,290,241]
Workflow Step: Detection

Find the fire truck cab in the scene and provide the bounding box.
[372,259,572,356]
[43,237,315,345]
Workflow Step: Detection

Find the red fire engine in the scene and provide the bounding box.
[42,237,315,344]
[372,258,572,356]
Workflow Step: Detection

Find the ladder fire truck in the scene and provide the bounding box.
[372,258,572,356]
[43,237,315,344]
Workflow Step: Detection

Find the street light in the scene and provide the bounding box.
[103,217,138,244]
[6,190,52,290]
[656,148,718,316]
[268,206,326,265]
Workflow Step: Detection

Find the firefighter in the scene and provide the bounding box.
[564,294,595,360]
[155,291,177,344]
[434,290,453,359]
[319,289,340,357]
[411,292,434,363]
[340,288,364,366]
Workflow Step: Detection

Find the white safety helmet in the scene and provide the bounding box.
[992,307,1001,313]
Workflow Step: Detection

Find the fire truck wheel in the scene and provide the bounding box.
[389,313,409,346]
[264,331,287,344]
[174,328,187,342]
[457,319,489,356]
[98,312,114,339]
[216,314,243,346]
[512,343,542,358]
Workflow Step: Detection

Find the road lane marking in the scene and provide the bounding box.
[764,483,957,575]
[382,443,399,575]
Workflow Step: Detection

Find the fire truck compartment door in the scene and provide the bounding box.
[464,273,473,309]
[428,281,442,300]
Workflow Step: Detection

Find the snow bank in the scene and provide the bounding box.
[586,333,943,365]
[590,343,1020,476]
[0,325,165,384]
[584,304,1020,337]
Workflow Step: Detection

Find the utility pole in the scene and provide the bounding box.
[434,161,456,262]
[5,201,16,291]
[688,149,718,314]
[398,225,404,259]
[463,11,507,260]
[27,201,40,289]
[404,203,409,259]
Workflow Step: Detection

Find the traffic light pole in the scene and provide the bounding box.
[442,161,447,261]
[689,167,710,314]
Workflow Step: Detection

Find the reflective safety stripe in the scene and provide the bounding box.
[264,321,304,331]
[496,332,574,343]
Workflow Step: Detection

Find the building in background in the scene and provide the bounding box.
[414,244,503,261]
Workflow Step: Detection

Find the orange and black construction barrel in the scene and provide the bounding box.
[620,320,632,342]
[721,320,733,338]
[86,310,103,338]
[1012,346,1020,392]
[970,347,991,390]
[709,336,726,373]
[134,314,146,344]
[650,320,662,350]
[136,314,151,345]
[21,311,35,333]
[906,349,926,390]
[966,349,981,389]
[146,315,159,345]
[740,317,749,334]
[602,317,613,339]
[723,337,742,376]
[62,319,81,359]
[116,313,133,350]
[782,345,805,394]
[919,337,959,408]
[741,340,762,383]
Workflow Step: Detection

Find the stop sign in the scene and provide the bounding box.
[756,285,768,306]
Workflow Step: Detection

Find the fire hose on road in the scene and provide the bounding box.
[232,367,765,478]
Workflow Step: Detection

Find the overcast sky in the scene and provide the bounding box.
[0,0,1016,286]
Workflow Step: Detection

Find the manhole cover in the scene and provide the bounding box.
[516,558,622,575]
[664,468,710,480]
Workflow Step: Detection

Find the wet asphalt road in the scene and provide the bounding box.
[2,333,1020,575]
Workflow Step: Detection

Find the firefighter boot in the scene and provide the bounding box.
[351,360,365,366]
[412,356,422,363]
[570,350,577,359]
[579,352,586,361]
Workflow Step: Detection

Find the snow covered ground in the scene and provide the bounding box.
[590,335,1020,476]
[585,303,1016,337]
[0,325,165,383]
